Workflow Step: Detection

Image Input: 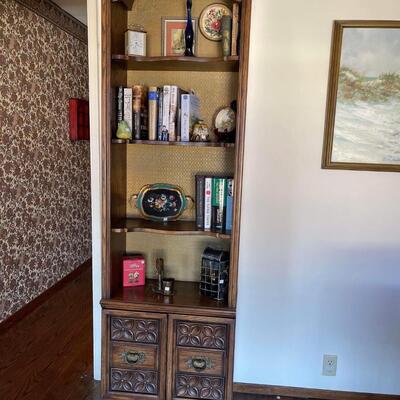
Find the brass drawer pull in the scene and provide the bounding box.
[122,351,146,365]
[187,357,213,372]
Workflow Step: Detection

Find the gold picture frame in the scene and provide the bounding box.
[322,20,400,172]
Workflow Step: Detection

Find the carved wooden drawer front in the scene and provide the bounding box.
[110,368,158,395]
[168,315,234,400]
[111,316,159,344]
[175,374,225,400]
[111,342,158,371]
[177,348,224,377]
[103,310,167,399]
[176,321,227,350]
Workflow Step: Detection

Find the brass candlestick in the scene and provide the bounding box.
[155,258,164,292]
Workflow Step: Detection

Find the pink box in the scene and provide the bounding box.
[123,256,145,287]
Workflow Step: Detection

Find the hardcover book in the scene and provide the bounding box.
[117,86,124,125]
[169,85,178,141]
[231,3,240,56]
[222,16,232,57]
[225,178,234,233]
[157,88,164,141]
[181,93,201,142]
[123,87,133,133]
[148,86,158,141]
[133,85,142,140]
[176,88,186,141]
[195,175,205,229]
[162,85,171,141]
[204,177,213,231]
[211,177,227,232]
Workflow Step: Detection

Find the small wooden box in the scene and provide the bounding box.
[123,256,145,287]
[125,29,147,56]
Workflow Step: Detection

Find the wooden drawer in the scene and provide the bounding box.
[176,347,225,377]
[111,342,158,371]
[168,315,235,400]
[111,316,160,344]
[110,368,158,395]
[175,374,225,400]
[103,310,167,399]
[175,321,227,350]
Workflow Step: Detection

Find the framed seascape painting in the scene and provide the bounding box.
[322,21,400,172]
[162,17,198,57]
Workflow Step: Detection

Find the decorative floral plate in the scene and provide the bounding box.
[130,184,193,222]
[199,4,232,41]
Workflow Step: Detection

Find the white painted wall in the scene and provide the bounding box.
[235,0,400,395]
[87,0,102,381]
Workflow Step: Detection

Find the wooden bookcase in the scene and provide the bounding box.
[101,0,251,398]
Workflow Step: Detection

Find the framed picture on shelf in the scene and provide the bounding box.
[322,20,400,172]
[162,17,198,56]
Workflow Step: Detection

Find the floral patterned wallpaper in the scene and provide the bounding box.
[0,0,91,322]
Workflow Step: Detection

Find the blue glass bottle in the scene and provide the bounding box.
[185,0,194,57]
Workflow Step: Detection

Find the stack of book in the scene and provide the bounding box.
[195,175,234,234]
[117,85,201,142]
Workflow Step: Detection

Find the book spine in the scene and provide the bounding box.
[195,176,205,230]
[157,88,163,141]
[225,178,234,233]
[117,86,124,125]
[148,86,158,141]
[176,90,182,142]
[204,177,213,231]
[132,85,143,140]
[169,86,178,141]
[231,3,240,56]
[181,94,190,142]
[211,178,219,231]
[162,85,171,141]
[123,87,133,133]
[222,16,232,57]
[211,178,226,232]
[140,86,148,139]
[176,89,188,142]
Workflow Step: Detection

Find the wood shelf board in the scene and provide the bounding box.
[112,139,235,148]
[102,279,236,319]
[112,218,231,239]
[112,55,240,72]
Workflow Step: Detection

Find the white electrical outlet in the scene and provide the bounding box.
[322,354,338,376]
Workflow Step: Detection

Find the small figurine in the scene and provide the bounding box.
[192,119,210,142]
[116,120,132,140]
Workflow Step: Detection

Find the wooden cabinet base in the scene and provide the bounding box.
[102,310,235,400]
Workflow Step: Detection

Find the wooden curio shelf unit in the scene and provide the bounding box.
[101,0,251,399]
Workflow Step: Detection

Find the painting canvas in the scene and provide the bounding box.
[323,21,400,172]
[162,18,198,57]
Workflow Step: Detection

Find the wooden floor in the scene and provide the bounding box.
[0,264,101,400]
[0,263,295,400]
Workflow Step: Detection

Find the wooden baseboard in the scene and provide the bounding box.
[0,259,92,334]
[233,383,399,400]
